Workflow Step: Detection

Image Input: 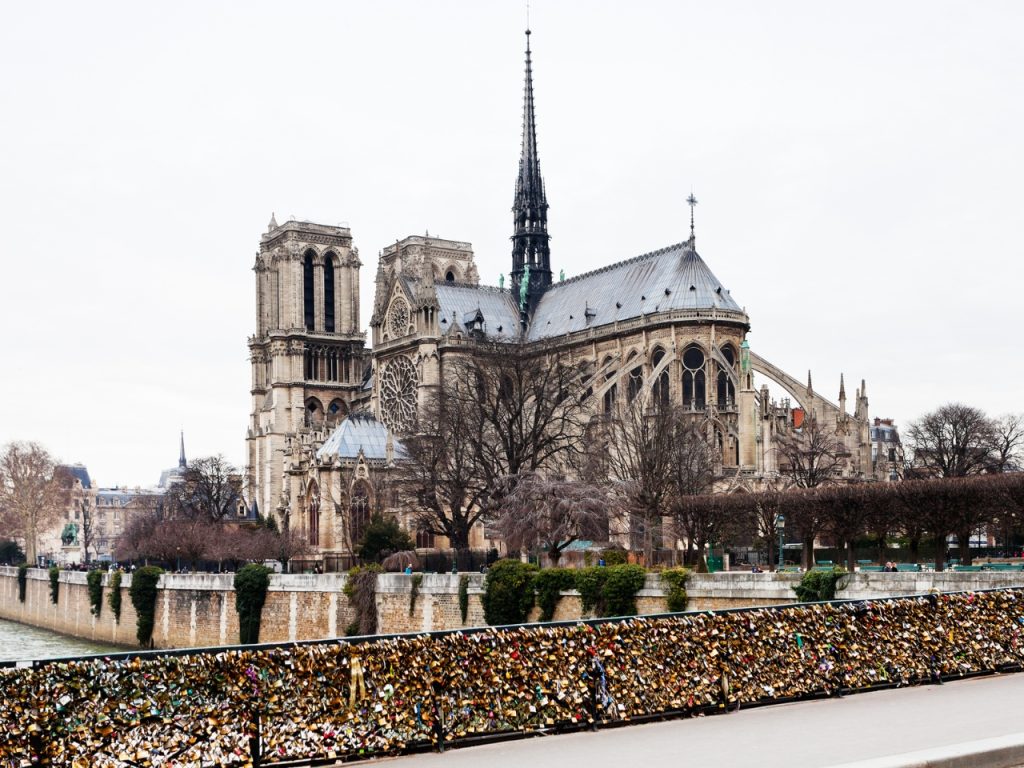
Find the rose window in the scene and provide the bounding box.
[380,355,418,432]
[388,298,410,338]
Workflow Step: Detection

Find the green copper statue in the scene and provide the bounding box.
[560,268,565,282]
[498,273,505,290]
[520,264,530,309]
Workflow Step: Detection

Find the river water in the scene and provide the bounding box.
[0,618,124,662]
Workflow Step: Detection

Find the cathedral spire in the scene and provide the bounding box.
[178,431,187,469]
[511,27,551,322]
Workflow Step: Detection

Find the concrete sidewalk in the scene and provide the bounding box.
[376,673,1024,768]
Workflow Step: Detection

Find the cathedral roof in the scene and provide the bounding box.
[435,282,520,340]
[316,413,406,462]
[527,241,742,340]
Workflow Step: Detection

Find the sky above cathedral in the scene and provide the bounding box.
[1,1,1021,487]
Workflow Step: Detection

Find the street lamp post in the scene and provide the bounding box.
[775,514,786,572]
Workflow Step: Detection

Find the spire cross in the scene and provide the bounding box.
[686,192,698,242]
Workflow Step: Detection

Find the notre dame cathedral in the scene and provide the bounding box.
[245,31,881,563]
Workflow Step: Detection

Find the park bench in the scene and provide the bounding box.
[859,565,885,572]
[896,563,921,572]
[953,565,982,572]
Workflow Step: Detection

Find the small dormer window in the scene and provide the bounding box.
[446,271,455,282]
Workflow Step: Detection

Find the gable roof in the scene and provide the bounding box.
[528,241,742,340]
[435,282,520,340]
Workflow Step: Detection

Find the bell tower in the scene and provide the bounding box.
[246,217,369,524]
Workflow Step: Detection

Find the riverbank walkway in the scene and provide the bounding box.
[381,671,1024,768]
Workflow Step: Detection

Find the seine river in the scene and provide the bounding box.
[0,618,124,662]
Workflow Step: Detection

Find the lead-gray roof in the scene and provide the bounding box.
[528,241,742,340]
[435,283,520,340]
[317,413,407,462]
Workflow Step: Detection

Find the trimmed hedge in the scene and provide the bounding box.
[794,569,848,602]
[482,559,538,625]
[107,570,123,623]
[458,575,470,625]
[235,564,272,644]
[48,566,60,604]
[17,564,27,603]
[129,566,164,646]
[87,569,103,618]
[533,568,576,622]
[660,567,690,612]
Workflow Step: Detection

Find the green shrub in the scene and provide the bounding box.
[660,567,690,613]
[344,564,382,636]
[357,515,414,563]
[107,570,123,623]
[17,564,28,603]
[235,563,272,644]
[533,568,576,622]
[575,567,608,616]
[87,569,103,618]
[458,575,470,625]
[48,566,60,604]
[600,547,629,566]
[793,569,848,603]
[602,564,647,617]
[482,559,538,625]
[129,566,164,646]
[408,573,423,617]
[574,564,647,617]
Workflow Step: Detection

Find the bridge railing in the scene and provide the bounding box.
[3,588,1024,767]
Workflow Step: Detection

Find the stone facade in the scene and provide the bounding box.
[245,32,885,564]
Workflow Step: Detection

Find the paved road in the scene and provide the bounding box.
[378,673,1024,768]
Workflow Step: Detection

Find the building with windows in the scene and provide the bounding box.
[246,30,880,564]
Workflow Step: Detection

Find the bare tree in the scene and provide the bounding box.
[670,493,744,571]
[748,485,785,569]
[490,473,612,564]
[776,416,845,488]
[906,403,997,478]
[451,342,589,498]
[399,388,489,551]
[990,414,1024,473]
[819,484,874,572]
[165,455,243,521]
[0,442,70,564]
[78,497,96,565]
[784,486,826,569]
[603,400,679,563]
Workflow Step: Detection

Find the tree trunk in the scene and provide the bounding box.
[802,535,815,570]
[846,540,857,572]
[934,536,947,572]
[908,535,920,564]
[957,530,972,566]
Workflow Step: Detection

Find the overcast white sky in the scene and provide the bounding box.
[1,1,1022,488]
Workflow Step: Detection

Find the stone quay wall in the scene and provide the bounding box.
[2,566,1023,651]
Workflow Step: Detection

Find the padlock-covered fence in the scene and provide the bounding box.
[3,588,1024,767]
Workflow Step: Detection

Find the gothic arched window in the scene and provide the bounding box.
[602,357,617,414]
[307,482,320,547]
[625,352,643,404]
[682,345,706,410]
[303,251,315,331]
[652,347,670,407]
[350,482,371,549]
[323,254,336,333]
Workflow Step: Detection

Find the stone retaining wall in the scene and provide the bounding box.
[2,566,1023,652]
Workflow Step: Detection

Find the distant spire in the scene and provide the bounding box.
[806,370,813,393]
[839,373,846,400]
[268,212,278,231]
[511,26,551,320]
[687,192,698,245]
[178,431,187,469]
[861,378,867,399]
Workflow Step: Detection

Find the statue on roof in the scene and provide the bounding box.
[520,264,530,309]
[499,273,505,289]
